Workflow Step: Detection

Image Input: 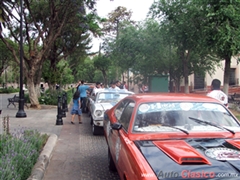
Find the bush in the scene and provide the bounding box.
[0,87,19,94]
[39,89,74,105]
[0,128,48,180]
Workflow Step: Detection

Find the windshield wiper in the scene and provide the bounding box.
[188,117,235,134]
[159,123,189,135]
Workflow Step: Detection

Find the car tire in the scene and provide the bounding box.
[108,148,117,172]
[92,124,101,135]
[90,116,93,125]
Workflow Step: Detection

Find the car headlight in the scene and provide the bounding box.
[95,110,103,117]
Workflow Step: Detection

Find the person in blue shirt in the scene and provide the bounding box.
[78,80,94,113]
[71,90,82,124]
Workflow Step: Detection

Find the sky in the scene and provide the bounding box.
[91,0,155,52]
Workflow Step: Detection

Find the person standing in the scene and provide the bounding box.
[109,81,120,90]
[78,80,94,113]
[115,80,122,89]
[71,90,82,124]
[92,82,103,96]
[139,84,145,93]
[207,79,228,107]
[122,81,128,90]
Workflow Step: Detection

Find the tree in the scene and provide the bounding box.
[197,0,240,94]
[0,0,101,108]
[0,39,15,75]
[101,6,134,79]
[0,0,15,35]
[77,57,96,82]
[149,0,220,93]
[45,8,102,89]
[93,54,112,85]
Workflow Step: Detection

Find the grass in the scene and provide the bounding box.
[0,127,48,180]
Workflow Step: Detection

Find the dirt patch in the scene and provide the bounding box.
[40,105,57,109]
[28,104,57,110]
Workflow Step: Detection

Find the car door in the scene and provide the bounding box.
[109,100,135,178]
[107,99,129,155]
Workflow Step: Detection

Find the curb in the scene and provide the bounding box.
[27,133,58,180]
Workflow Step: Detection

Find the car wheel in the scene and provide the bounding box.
[90,116,93,125]
[92,124,101,135]
[108,148,117,172]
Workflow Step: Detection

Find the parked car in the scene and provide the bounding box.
[89,89,134,135]
[103,93,240,180]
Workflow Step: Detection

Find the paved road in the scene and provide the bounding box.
[0,93,120,180]
[43,112,120,180]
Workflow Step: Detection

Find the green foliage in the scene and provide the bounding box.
[1,0,103,106]
[0,87,19,93]
[38,89,60,105]
[76,57,96,82]
[0,129,48,180]
[93,55,112,85]
[0,39,14,75]
[66,89,74,104]
[197,0,240,58]
[94,55,112,71]
[42,60,74,87]
[38,89,73,105]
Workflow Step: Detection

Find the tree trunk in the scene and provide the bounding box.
[35,86,41,98]
[183,51,190,93]
[174,79,180,92]
[27,66,41,109]
[102,70,108,87]
[223,57,231,95]
[169,72,174,92]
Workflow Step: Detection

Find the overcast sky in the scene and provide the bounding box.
[90,0,154,52]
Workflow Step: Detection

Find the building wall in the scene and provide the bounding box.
[188,58,240,90]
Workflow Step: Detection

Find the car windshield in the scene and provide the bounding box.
[133,102,240,133]
[97,92,131,102]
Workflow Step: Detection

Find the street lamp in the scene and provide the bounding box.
[16,0,26,118]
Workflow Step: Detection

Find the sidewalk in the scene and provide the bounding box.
[1,103,63,180]
[1,105,62,136]
[0,97,120,180]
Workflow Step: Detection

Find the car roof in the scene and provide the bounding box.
[97,89,135,94]
[125,93,221,103]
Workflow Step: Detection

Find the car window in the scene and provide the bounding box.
[97,92,132,102]
[114,100,129,121]
[133,102,240,133]
[119,101,135,131]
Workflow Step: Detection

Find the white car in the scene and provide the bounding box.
[89,89,134,135]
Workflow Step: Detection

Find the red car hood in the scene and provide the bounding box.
[134,138,240,179]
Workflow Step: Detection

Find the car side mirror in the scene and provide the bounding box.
[111,122,122,130]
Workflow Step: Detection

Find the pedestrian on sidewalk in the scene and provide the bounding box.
[78,80,94,113]
[207,79,228,107]
[71,90,82,124]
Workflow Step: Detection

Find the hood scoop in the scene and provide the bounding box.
[226,139,240,149]
[153,140,211,165]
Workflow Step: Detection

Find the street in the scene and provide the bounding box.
[43,112,121,180]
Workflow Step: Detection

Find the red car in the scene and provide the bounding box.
[103,93,240,180]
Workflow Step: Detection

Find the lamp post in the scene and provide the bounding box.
[16,0,26,118]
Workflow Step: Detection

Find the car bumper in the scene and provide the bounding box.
[93,120,103,127]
